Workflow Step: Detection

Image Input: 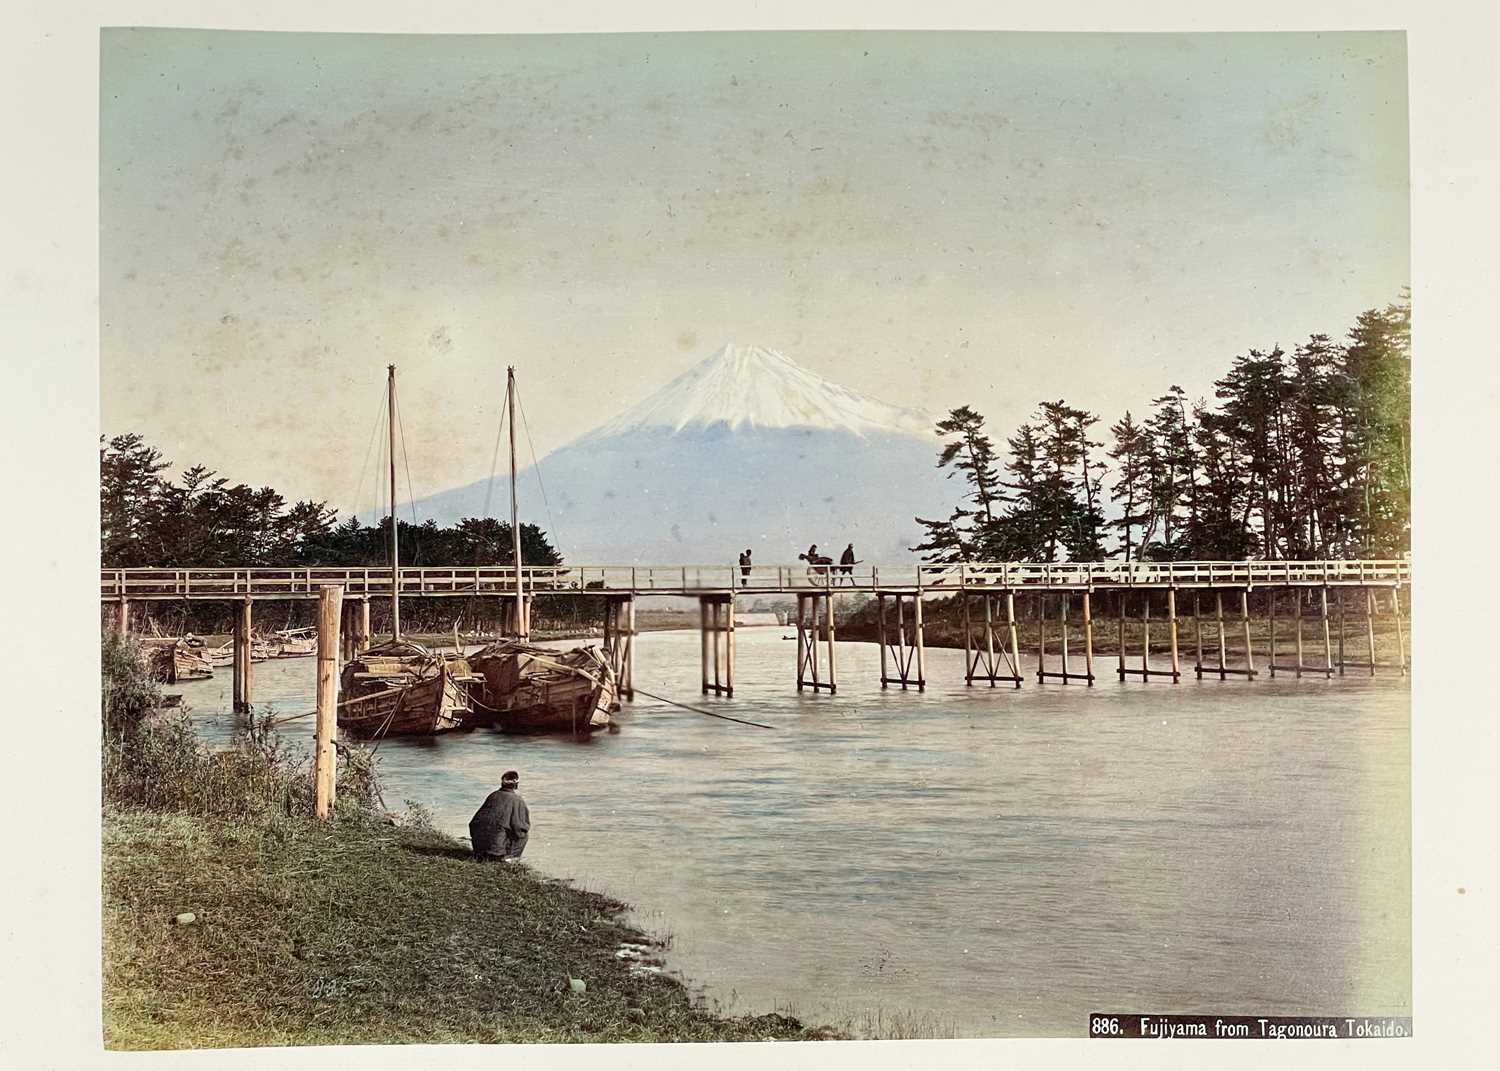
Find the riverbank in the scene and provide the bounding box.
[101,636,839,1048]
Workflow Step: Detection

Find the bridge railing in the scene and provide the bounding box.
[100,558,1411,599]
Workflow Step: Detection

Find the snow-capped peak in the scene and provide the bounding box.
[580,343,938,441]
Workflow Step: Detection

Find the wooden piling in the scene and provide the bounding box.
[826,594,838,693]
[958,593,970,688]
[912,594,925,692]
[1117,592,1127,681]
[1337,588,1346,676]
[983,592,997,688]
[315,585,343,820]
[356,598,371,655]
[1268,589,1277,678]
[1240,589,1255,677]
[1081,591,1094,686]
[700,598,710,695]
[1059,594,1070,680]
[1215,591,1228,680]
[1166,588,1180,683]
[1036,594,1047,683]
[1294,590,1304,679]
[117,598,130,638]
[1141,595,1151,677]
[1319,586,1334,678]
[1006,591,1021,689]
[1392,586,1407,675]
[1365,587,1377,677]
[1193,592,1204,679]
[233,598,253,713]
[879,594,891,688]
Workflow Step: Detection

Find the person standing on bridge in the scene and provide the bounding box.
[469,770,530,863]
[739,548,752,587]
[839,543,856,585]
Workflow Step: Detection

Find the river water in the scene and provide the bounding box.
[173,626,1411,1038]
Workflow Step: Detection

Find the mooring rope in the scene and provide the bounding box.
[630,687,778,730]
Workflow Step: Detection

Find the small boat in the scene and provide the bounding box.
[467,640,618,735]
[205,637,278,667]
[140,636,214,683]
[271,626,318,658]
[338,639,481,738]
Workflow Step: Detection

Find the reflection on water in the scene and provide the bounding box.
[174,626,1411,1037]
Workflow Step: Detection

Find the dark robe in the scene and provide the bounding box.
[840,546,855,566]
[469,787,530,859]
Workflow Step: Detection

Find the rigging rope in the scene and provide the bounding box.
[480,396,509,532]
[630,687,778,730]
[348,386,388,526]
[514,383,566,562]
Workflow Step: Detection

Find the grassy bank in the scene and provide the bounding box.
[101,636,839,1048]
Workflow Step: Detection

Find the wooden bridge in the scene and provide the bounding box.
[103,559,1410,709]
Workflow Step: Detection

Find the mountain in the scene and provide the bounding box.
[406,343,955,565]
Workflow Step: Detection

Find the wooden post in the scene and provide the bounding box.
[1240,589,1255,677]
[315,585,343,820]
[878,594,890,689]
[1365,587,1377,677]
[1167,588,1180,683]
[1006,590,1021,689]
[233,598,254,714]
[796,595,807,692]
[700,598,710,695]
[356,598,371,655]
[1059,593,1070,681]
[725,598,736,698]
[959,593,970,687]
[1294,589,1304,679]
[1268,589,1277,679]
[1337,587,1346,676]
[826,593,838,694]
[982,593,996,688]
[1081,591,1094,686]
[1141,595,1151,676]
[1215,590,1228,680]
[1117,592,1127,681]
[912,594,925,692]
[1193,592,1204,679]
[1036,594,1047,683]
[1392,587,1407,675]
[116,598,130,638]
[1320,586,1334,678]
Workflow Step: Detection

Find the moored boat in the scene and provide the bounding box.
[271,626,318,658]
[338,639,480,738]
[467,640,618,735]
[140,636,215,683]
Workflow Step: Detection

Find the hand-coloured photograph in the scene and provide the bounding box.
[97,27,1411,1046]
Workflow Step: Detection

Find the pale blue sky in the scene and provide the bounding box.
[100,29,1408,509]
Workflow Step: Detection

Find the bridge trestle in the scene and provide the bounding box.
[961,590,1021,688]
[795,592,836,693]
[699,595,734,697]
[1117,589,1182,683]
[1037,591,1096,685]
[877,591,926,691]
[603,595,636,701]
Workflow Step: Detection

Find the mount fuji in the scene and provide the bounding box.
[408,343,954,565]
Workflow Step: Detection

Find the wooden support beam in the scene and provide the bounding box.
[233,598,253,714]
[356,598,371,656]
[315,585,342,820]
[796,593,836,693]
[1295,589,1305,679]
[1117,591,1127,682]
[1319,586,1334,678]
[1392,586,1407,676]
[699,595,734,697]
[879,593,891,688]
[1337,587,1346,676]
[1365,587,1378,677]
[958,592,969,688]
[1006,591,1021,688]
[1141,595,1150,678]
[912,595,925,691]
[1240,588,1255,678]
[117,597,130,639]
[604,595,636,701]
[1167,588,1180,682]
[1268,588,1277,679]
[1036,593,1047,683]
[1081,591,1095,687]
[1193,592,1204,679]
[1215,590,1228,680]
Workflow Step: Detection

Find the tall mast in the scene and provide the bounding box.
[388,364,401,641]
[507,366,525,638]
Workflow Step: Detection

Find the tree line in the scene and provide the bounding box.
[101,433,561,570]
[914,294,1410,563]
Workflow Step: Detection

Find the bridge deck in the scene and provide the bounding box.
[100,560,1411,601]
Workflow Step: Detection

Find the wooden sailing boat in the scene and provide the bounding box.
[466,367,618,734]
[337,365,480,739]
